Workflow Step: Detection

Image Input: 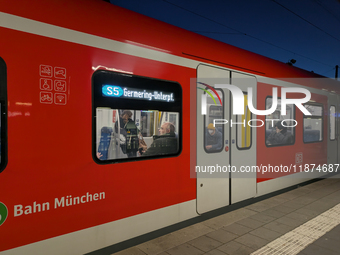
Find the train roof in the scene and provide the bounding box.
[1,0,339,93]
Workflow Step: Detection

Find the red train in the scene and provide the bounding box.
[0,0,339,254]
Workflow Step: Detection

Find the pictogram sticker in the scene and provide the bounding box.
[54,67,66,79]
[40,92,53,104]
[296,152,303,164]
[54,80,67,92]
[40,78,53,91]
[54,93,67,105]
[39,65,68,105]
[40,65,53,78]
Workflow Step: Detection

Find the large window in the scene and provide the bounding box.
[92,70,182,163]
[265,97,295,146]
[304,104,323,143]
[0,57,7,172]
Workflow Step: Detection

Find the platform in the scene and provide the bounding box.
[110,175,340,255]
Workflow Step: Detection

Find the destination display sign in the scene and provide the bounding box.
[102,85,175,102]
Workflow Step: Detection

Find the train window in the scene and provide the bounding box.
[237,93,251,149]
[303,104,323,143]
[204,89,224,153]
[265,97,295,146]
[330,106,336,141]
[92,70,182,163]
[0,57,7,173]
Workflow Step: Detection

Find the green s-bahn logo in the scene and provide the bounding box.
[0,202,8,226]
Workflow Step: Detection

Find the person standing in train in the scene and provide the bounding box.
[115,110,137,157]
[115,110,134,134]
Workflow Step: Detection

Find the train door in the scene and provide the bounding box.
[196,64,230,214]
[328,94,338,164]
[230,72,257,203]
[196,65,257,214]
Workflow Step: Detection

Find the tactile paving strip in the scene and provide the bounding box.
[251,203,340,255]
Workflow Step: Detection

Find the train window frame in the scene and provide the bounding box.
[303,103,323,143]
[203,88,224,154]
[236,92,252,150]
[265,96,296,147]
[92,70,182,164]
[0,57,7,173]
[330,105,336,141]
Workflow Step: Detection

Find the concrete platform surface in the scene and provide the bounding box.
[111,175,340,255]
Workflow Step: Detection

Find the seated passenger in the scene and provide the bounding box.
[266,121,292,145]
[205,123,223,151]
[142,122,178,156]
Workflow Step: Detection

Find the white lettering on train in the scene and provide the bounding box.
[13,192,105,217]
[14,201,50,217]
[54,192,105,208]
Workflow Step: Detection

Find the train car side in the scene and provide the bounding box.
[0,0,339,254]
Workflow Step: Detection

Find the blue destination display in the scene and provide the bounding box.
[102,85,174,102]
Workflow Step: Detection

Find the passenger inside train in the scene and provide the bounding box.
[96,108,179,160]
[265,98,295,146]
[205,123,223,151]
[142,122,177,156]
[114,110,137,158]
[266,121,293,145]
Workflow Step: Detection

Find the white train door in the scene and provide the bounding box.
[196,64,257,214]
[196,64,230,214]
[230,72,257,203]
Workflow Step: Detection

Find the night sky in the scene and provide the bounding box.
[110,0,340,79]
